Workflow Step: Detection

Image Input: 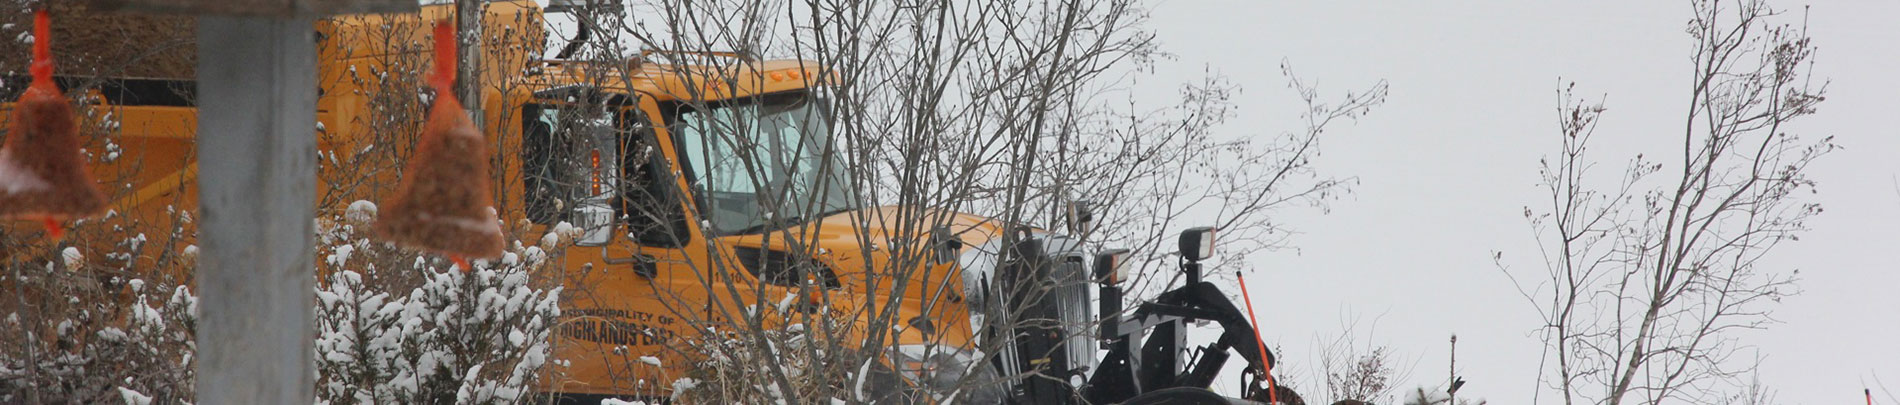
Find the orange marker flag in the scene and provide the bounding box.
[1237,274,1279,404]
[0,9,107,241]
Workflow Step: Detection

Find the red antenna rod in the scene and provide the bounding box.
[1238,274,1279,404]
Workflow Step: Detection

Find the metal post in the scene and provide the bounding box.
[194,15,317,404]
[1183,260,1201,285]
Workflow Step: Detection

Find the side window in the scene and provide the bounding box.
[521,105,567,225]
[523,101,691,248]
[617,109,690,247]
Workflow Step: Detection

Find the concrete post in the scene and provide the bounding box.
[194,15,317,404]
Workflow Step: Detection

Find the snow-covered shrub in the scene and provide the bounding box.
[3,202,563,404]
[1401,386,1485,405]
[666,301,888,405]
[313,202,564,405]
[0,261,197,403]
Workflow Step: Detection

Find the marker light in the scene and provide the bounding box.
[1179,227,1215,262]
[590,149,603,196]
[1093,249,1132,285]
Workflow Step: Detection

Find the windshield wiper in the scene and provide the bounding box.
[810,207,857,220]
[729,215,803,235]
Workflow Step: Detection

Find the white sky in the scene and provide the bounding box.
[1134,1,1900,403]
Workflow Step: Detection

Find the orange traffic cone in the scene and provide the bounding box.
[0,9,106,241]
[375,20,505,268]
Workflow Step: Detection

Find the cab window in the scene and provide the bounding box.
[520,102,688,247]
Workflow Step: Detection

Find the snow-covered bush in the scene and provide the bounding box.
[313,203,564,405]
[1401,386,1485,405]
[665,301,894,405]
[2,201,565,404]
[0,261,197,403]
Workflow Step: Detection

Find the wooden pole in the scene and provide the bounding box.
[194,14,318,404]
[455,0,483,129]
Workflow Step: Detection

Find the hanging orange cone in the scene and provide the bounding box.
[0,9,106,241]
[375,20,505,267]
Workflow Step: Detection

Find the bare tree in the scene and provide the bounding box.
[1283,316,1410,405]
[1502,1,1833,404]
[536,0,1384,403]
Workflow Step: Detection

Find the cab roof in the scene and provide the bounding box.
[522,56,828,104]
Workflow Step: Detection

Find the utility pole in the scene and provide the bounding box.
[195,17,317,402]
[455,0,484,129]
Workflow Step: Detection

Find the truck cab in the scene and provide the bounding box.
[509,57,1061,401]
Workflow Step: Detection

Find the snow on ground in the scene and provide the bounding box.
[116,387,152,405]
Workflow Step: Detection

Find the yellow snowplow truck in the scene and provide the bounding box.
[2,2,1299,404]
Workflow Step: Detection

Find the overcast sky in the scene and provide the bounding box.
[1132,1,1898,403]
[548,0,1894,401]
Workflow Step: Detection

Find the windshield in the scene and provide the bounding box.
[671,91,857,235]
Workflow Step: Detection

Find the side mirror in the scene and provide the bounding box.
[574,119,620,247]
[929,226,963,264]
[1178,227,1215,262]
[573,203,616,246]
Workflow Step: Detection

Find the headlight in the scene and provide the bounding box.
[1180,226,1216,262]
[891,344,1003,403]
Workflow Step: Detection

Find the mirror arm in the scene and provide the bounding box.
[602,249,658,279]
